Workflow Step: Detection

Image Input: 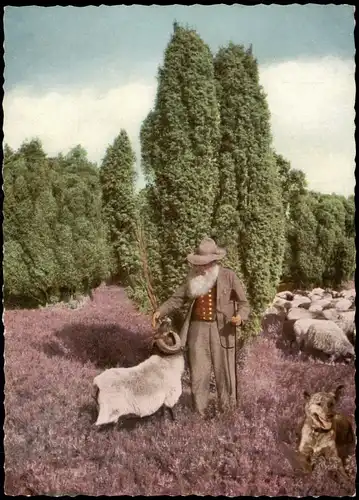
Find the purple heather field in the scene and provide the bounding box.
[4,284,356,496]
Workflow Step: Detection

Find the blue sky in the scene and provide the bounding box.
[4,5,355,195]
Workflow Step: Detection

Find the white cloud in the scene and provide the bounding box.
[3,81,157,189]
[259,56,355,196]
[3,55,355,196]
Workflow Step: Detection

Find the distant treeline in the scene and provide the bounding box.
[4,23,354,333]
[4,142,112,308]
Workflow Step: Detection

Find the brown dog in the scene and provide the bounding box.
[297,385,354,482]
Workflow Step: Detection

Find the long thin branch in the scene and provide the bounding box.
[135,220,158,312]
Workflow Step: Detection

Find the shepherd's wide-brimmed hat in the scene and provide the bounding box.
[187,237,226,266]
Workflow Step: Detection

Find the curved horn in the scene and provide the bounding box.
[155,330,182,354]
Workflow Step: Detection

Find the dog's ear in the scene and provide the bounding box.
[334,385,344,402]
[303,390,311,401]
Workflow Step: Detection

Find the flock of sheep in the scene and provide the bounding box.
[265,286,356,362]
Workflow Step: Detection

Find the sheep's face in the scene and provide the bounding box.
[303,385,343,430]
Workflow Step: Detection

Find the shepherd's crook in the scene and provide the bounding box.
[234,301,239,407]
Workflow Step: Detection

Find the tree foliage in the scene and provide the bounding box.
[100,130,141,289]
[140,22,221,302]
[4,140,58,304]
[212,43,286,318]
[4,140,111,306]
[4,25,354,315]
[54,146,111,295]
[135,30,354,318]
[135,186,163,309]
[275,152,307,217]
[285,192,323,287]
[315,193,355,287]
[276,153,308,283]
[283,190,354,289]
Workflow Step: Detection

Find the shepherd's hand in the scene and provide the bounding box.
[152,311,161,329]
[231,315,242,326]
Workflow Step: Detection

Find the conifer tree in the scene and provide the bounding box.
[275,152,307,217]
[138,109,166,306]
[58,145,111,296]
[4,140,111,306]
[3,147,33,303]
[314,193,354,287]
[100,130,141,289]
[140,22,221,300]
[275,152,307,283]
[285,190,355,289]
[337,194,355,284]
[4,139,58,304]
[213,43,286,317]
[136,185,162,308]
[343,194,355,239]
[287,192,322,288]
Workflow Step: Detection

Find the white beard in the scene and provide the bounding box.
[188,264,220,298]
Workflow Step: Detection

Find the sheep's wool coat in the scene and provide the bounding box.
[293,319,354,357]
[335,299,352,312]
[93,354,185,426]
[291,296,311,308]
[287,308,316,321]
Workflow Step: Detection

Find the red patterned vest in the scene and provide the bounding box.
[192,285,217,322]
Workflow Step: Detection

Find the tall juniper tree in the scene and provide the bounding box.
[213,43,286,319]
[275,152,307,283]
[100,130,141,290]
[140,22,221,301]
[58,145,111,297]
[4,139,58,304]
[287,192,323,288]
[3,145,33,303]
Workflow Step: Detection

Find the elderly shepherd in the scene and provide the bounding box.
[152,237,250,416]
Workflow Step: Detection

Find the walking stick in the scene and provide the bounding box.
[219,299,240,407]
[233,300,239,407]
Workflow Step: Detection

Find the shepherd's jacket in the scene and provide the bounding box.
[158,266,250,348]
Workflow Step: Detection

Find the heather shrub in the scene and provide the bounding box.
[4,285,355,496]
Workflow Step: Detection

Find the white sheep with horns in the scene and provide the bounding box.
[92,317,185,426]
[293,318,355,361]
